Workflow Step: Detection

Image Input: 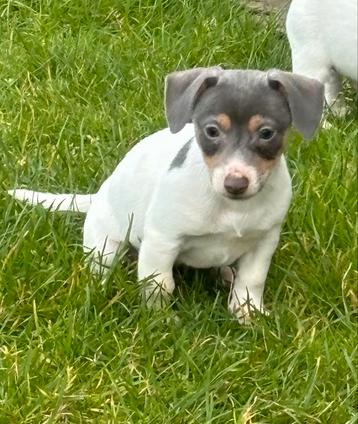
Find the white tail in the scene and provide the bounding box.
[8,189,94,213]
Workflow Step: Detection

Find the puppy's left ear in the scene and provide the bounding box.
[267,70,324,139]
[165,67,222,133]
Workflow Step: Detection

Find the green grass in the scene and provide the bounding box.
[0,0,357,422]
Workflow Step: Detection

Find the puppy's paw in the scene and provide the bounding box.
[329,102,348,118]
[143,288,171,310]
[322,119,333,130]
[228,297,269,324]
[142,277,174,310]
[228,299,253,324]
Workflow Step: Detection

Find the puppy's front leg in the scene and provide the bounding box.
[229,226,281,323]
[138,233,180,309]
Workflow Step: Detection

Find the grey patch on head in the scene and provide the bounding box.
[169,137,194,170]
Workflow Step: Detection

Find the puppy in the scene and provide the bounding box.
[9,67,324,322]
[286,0,357,116]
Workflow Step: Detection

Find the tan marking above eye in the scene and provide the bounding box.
[216,113,231,131]
[247,114,264,133]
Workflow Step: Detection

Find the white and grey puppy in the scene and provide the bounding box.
[286,0,357,116]
[9,67,324,322]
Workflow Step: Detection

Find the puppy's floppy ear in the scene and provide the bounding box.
[267,70,324,139]
[165,67,222,133]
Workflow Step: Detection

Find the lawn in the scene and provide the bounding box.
[0,0,357,422]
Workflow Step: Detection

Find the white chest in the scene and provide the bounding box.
[177,231,259,268]
[176,204,278,268]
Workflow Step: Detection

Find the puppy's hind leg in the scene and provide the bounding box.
[323,68,347,117]
[287,5,347,118]
[85,237,121,276]
[82,207,124,277]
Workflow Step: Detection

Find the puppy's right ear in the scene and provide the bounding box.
[165,67,222,133]
[267,70,324,139]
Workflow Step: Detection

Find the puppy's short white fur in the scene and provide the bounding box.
[286,0,357,115]
[9,67,324,322]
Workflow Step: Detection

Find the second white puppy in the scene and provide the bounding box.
[286,0,357,116]
[9,67,324,321]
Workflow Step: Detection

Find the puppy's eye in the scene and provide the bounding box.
[259,127,276,141]
[204,125,220,139]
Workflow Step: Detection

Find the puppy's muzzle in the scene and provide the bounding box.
[224,174,249,197]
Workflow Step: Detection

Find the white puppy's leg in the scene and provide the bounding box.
[85,238,120,274]
[228,227,281,323]
[323,69,346,117]
[287,2,348,118]
[138,234,179,309]
[82,205,122,275]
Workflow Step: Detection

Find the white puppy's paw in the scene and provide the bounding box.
[328,102,348,118]
[228,298,254,324]
[322,119,332,130]
[322,101,349,129]
[144,287,170,310]
[228,296,269,324]
[142,275,175,310]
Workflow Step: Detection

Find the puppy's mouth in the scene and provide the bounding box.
[223,192,255,201]
[222,183,264,201]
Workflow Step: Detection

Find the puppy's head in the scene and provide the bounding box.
[165,67,324,200]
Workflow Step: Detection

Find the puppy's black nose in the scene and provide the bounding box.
[224,175,249,196]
